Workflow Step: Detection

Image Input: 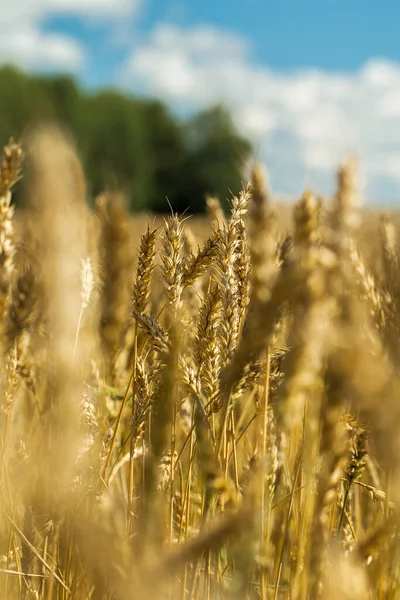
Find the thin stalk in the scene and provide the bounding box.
[103,370,133,481]
[72,306,84,360]
[260,347,271,600]
[337,480,351,533]
[273,453,302,599]
[128,320,139,531]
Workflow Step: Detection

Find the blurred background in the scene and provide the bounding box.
[1,0,400,212]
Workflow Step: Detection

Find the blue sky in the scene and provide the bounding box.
[1,0,400,203]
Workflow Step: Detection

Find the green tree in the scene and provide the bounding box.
[0,66,55,146]
[35,74,83,135]
[178,105,252,213]
[0,68,253,213]
[140,100,186,213]
[80,90,150,210]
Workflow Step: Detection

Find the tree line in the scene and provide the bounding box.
[0,65,252,213]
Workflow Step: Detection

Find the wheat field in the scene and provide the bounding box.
[0,126,399,599]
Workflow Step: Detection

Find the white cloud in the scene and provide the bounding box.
[0,0,140,71]
[0,26,85,70]
[0,0,137,25]
[124,23,400,201]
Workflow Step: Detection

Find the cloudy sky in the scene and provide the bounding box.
[1,0,400,203]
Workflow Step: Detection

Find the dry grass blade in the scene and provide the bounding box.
[5,515,74,598]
